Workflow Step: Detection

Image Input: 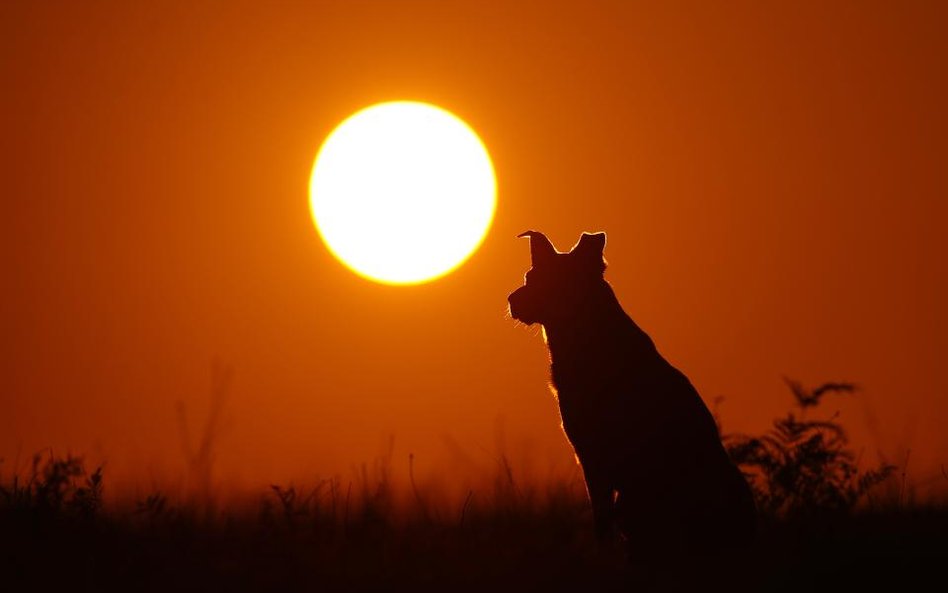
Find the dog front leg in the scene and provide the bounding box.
[582,464,616,545]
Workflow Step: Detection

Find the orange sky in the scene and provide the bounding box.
[2,1,946,501]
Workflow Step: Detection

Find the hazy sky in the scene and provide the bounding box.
[2,1,945,500]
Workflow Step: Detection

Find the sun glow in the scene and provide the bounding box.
[309,101,497,285]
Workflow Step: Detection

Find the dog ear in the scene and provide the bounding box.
[517,230,557,266]
[571,232,606,259]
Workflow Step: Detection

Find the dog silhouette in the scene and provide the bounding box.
[508,230,756,560]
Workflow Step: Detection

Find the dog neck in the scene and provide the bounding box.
[542,281,658,374]
[544,283,634,351]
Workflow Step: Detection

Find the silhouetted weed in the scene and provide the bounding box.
[724,379,896,519]
[0,452,103,520]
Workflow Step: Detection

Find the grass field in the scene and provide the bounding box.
[3,452,945,592]
[3,382,945,592]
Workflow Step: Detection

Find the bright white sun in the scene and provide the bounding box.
[309,101,497,285]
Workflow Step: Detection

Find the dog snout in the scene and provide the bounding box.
[507,286,522,308]
[508,286,530,323]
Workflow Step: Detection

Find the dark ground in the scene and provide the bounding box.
[3,481,945,593]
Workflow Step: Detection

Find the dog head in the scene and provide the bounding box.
[507,230,607,326]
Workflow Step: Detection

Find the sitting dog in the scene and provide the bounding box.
[508,230,756,559]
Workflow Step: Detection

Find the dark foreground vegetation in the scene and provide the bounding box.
[3,382,946,592]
